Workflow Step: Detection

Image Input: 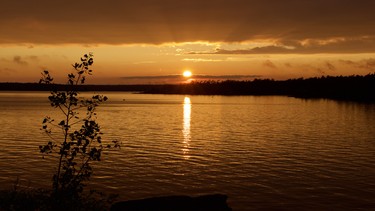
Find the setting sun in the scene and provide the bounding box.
[183,70,192,78]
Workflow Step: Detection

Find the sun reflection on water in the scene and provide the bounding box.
[182,96,191,159]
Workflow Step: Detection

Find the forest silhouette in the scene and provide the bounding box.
[1,74,374,102]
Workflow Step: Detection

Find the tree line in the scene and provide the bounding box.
[143,74,375,102]
[1,74,374,102]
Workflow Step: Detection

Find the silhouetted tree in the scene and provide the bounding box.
[39,53,120,199]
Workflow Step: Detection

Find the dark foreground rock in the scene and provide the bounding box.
[110,194,231,211]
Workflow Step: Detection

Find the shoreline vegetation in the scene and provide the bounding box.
[1,74,374,102]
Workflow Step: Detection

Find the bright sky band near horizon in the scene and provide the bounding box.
[1,0,375,84]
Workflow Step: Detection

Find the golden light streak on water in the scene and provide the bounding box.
[182,96,191,159]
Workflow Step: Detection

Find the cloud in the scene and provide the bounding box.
[1,55,39,66]
[193,75,261,79]
[263,60,277,69]
[0,67,15,75]
[316,62,339,74]
[359,59,375,70]
[284,63,292,68]
[120,75,180,80]
[1,0,375,50]
[13,56,28,65]
[340,58,375,71]
[28,55,39,61]
[204,46,294,54]
[325,62,336,71]
[188,36,375,54]
[340,60,357,66]
[181,58,223,62]
[281,61,338,75]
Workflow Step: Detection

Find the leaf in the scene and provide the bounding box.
[88,58,94,65]
[58,120,65,126]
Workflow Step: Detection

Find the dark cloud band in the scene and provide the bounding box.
[1,0,375,52]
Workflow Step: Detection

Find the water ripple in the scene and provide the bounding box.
[1,92,375,210]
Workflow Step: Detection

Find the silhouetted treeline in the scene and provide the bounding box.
[142,74,375,102]
[1,74,374,102]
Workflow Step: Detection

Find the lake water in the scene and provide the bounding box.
[0,91,374,210]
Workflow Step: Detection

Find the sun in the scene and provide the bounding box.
[183,70,192,78]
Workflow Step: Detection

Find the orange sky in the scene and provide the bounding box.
[1,0,375,84]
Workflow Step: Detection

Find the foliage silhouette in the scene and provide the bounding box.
[39,53,120,199]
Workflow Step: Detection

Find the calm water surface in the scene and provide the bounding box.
[0,92,375,210]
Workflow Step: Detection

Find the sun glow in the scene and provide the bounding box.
[183,70,192,77]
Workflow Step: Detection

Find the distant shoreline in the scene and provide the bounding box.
[1,74,374,102]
